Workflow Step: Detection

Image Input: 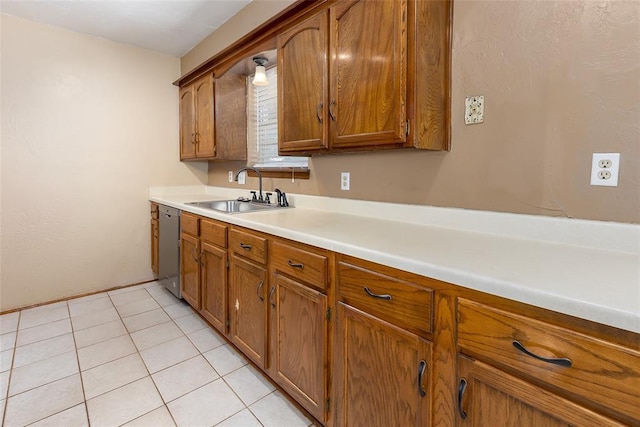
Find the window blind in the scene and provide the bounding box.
[247,67,308,169]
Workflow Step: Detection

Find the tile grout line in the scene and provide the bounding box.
[1,310,20,427]
[9,302,82,426]
[108,286,180,427]
[66,300,92,427]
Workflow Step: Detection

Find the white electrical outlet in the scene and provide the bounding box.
[464,95,484,125]
[590,153,620,187]
[237,171,246,185]
[341,172,350,191]
[228,171,233,182]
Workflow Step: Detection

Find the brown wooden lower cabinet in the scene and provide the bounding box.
[150,203,159,275]
[179,213,229,336]
[180,232,200,309]
[200,241,227,332]
[271,271,328,422]
[229,254,267,369]
[170,214,639,427]
[456,356,623,427]
[333,303,432,426]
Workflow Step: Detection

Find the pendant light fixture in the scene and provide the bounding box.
[252,57,269,86]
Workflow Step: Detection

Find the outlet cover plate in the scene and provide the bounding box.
[465,95,484,125]
[341,172,350,191]
[590,153,620,187]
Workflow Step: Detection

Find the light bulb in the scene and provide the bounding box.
[252,65,268,86]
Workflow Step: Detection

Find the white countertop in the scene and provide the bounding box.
[150,185,640,334]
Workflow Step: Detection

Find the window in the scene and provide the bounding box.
[246,67,308,170]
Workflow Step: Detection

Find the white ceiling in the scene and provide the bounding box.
[0,0,252,56]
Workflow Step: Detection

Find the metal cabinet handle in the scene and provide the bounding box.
[199,251,205,266]
[191,133,196,144]
[240,243,252,250]
[192,248,199,262]
[458,378,468,420]
[316,103,323,124]
[287,260,304,269]
[328,100,336,121]
[363,287,392,300]
[268,286,276,308]
[256,280,264,302]
[417,360,427,398]
[512,341,572,367]
[195,132,200,144]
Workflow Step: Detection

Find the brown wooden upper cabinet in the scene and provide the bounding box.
[278,0,451,155]
[180,74,215,160]
[179,71,247,161]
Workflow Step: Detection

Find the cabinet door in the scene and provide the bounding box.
[200,242,227,334]
[229,255,267,368]
[180,233,200,310]
[194,74,215,158]
[278,10,329,153]
[214,73,247,160]
[179,85,196,160]
[151,218,159,275]
[329,0,407,148]
[273,273,327,422]
[334,303,431,427]
[456,356,624,427]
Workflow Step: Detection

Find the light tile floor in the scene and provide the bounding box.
[0,282,313,427]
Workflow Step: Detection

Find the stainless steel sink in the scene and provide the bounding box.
[186,199,286,214]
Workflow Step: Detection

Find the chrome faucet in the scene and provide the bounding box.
[235,167,264,202]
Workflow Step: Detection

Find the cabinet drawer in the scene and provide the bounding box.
[180,212,199,236]
[229,228,267,264]
[337,262,433,336]
[457,298,640,422]
[200,218,227,247]
[271,241,328,291]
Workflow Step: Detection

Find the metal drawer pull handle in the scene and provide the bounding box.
[417,360,427,398]
[268,286,276,308]
[287,260,304,269]
[512,341,572,367]
[458,378,468,420]
[316,103,323,124]
[328,100,336,121]
[256,280,264,302]
[240,243,252,250]
[363,287,392,300]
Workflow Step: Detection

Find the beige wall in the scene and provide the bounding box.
[181,0,296,75]
[199,0,640,224]
[1,14,208,311]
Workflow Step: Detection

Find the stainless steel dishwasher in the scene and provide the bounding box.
[158,205,181,299]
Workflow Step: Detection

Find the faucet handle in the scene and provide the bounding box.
[265,192,272,204]
[250,191,257,201]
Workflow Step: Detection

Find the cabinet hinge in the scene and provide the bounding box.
[326,307,331,321]
[404,120,410,136]
[325,398,330,413]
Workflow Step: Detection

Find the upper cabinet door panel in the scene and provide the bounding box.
[194,74,215,158]
[214,73,247,161]
[179,86,196,160]
[330,0,407,148]
[278,11,329,153]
